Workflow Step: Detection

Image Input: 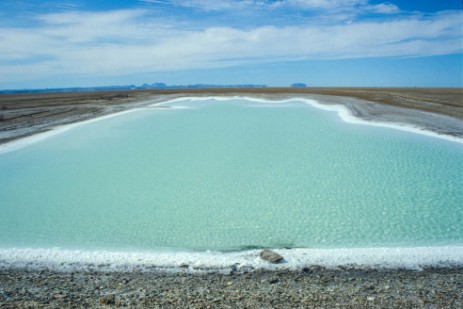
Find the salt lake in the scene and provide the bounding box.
[0,97,462,270]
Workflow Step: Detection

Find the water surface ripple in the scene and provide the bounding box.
[0,98,462,254]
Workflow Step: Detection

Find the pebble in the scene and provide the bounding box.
[259,250,284,263]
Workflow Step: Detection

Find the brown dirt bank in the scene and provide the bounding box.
[140,87,463,119]
[1,267,462,308]
[0,91,156,144]
[255,87,463,118]
[0,87,462,145]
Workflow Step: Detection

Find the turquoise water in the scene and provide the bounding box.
[0,98,462,252]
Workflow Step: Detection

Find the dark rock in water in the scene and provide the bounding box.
[259,250,284,263]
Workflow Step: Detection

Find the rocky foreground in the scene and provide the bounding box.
[0,267,462,308]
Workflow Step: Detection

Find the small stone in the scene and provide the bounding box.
[302,267,312,273]
[269,277,279,284]
[259,250,284,263]
[99,295,116,305]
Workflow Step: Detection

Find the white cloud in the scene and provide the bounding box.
[272,0,367,9]
[368,3,400,14]
[0,9,461,84]
[141,0,398,14]
[141,0,249,11]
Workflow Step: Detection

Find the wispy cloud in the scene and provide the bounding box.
[140,0,399,14]
[368,3,399,14]
[271,0,366,9]
[140,0,366,10]
[0,6,461,85]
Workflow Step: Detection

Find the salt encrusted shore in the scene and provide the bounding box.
[0,88,462,307]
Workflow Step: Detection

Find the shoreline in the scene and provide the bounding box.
[1,93,462,155]
[1,88,462,147]
[1,246,463,274]
[155,95,463,144]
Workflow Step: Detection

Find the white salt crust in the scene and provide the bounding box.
[1,246,462,273]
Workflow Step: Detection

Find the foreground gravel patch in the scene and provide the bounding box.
[1,267,462,308]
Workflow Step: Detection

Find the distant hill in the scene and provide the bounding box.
[135,83,267,90]
[0,83,267,94]
[291,83,307,88]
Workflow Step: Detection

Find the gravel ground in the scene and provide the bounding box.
[1,267,462,308]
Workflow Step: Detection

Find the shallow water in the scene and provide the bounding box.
[0,98,462,255]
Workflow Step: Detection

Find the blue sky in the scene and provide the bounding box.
[0,0,461,89]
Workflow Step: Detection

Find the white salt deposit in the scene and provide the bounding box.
[1,246,462,273]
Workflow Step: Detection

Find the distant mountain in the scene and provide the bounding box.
[0,85,137,94]
[134,83,267,90]
[0,83,267,94]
